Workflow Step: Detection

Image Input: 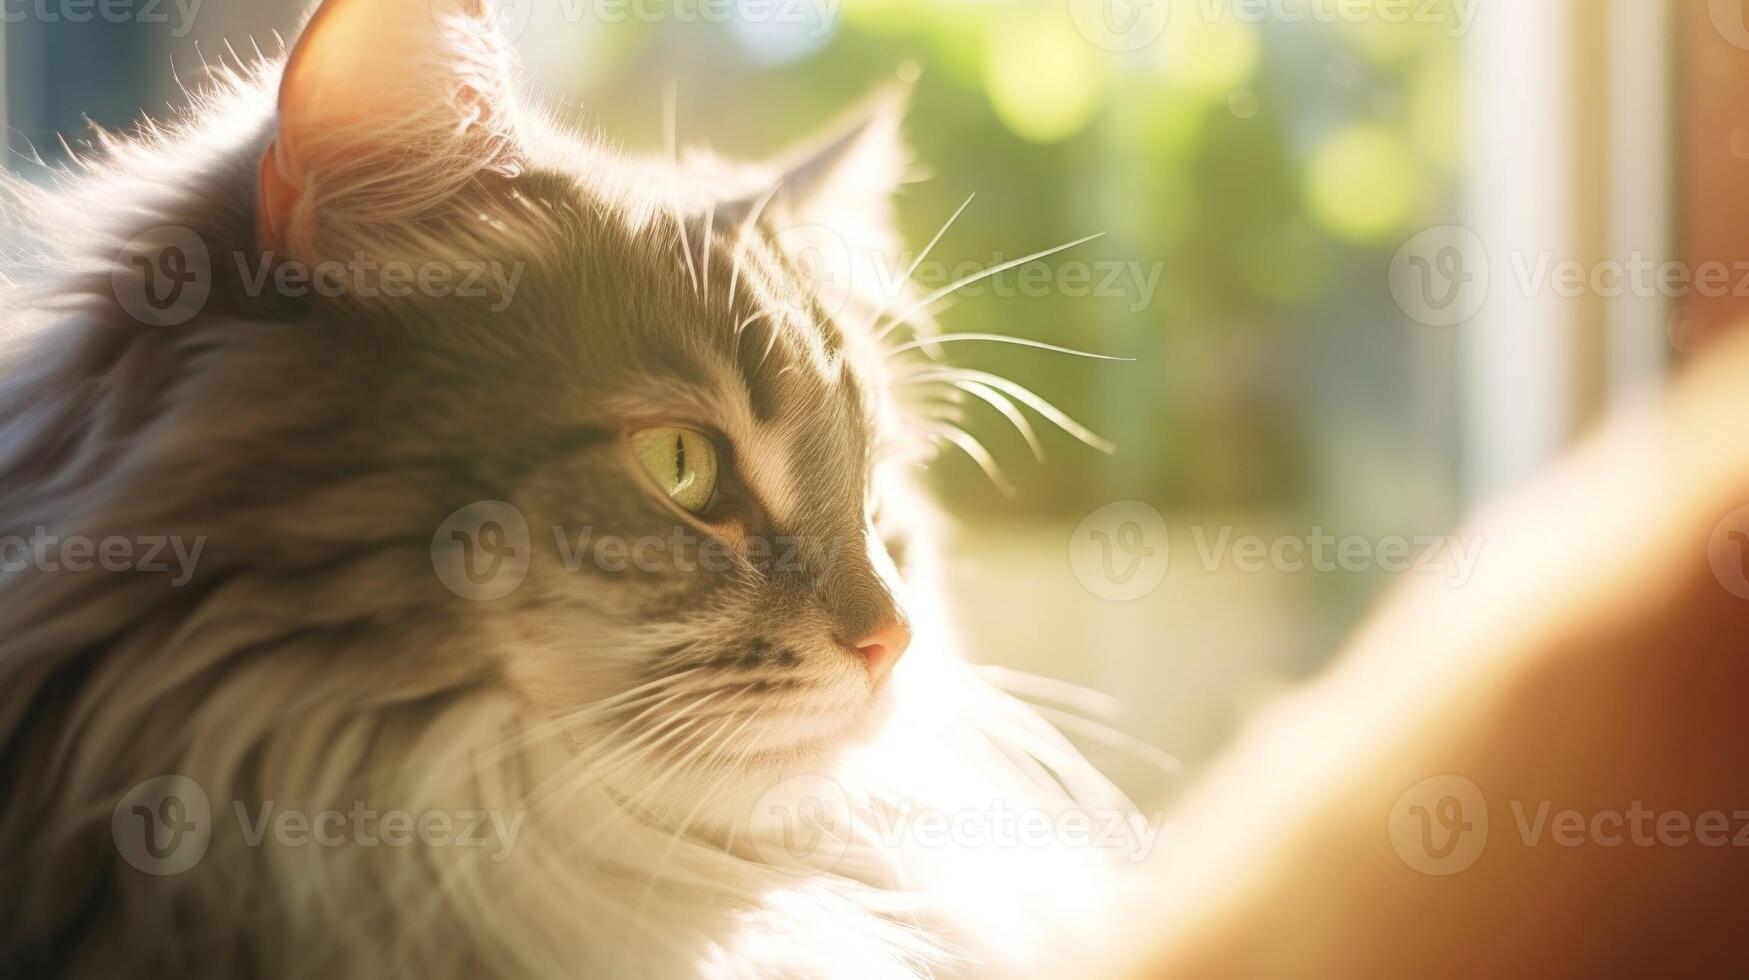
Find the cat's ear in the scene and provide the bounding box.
[258,0,521,260]
[729,83,911,228]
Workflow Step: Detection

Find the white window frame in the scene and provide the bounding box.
[1460,0,1672,504]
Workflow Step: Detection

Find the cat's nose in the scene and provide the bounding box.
[853,620,911,687]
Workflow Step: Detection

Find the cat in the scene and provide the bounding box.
[0,1,1145,976]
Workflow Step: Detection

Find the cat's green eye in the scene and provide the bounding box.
[630,427,719,515]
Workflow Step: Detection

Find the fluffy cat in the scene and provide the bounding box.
[0,1,1145,976]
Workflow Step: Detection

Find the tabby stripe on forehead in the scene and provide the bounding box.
[735,322,783,422]
[767,236,847,360]
[816,308,846,359]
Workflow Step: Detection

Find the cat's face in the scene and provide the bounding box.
[258,0,932,788]
[472,159,925,768]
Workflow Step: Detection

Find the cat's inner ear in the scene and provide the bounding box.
[723,84,910,230]
[258,0,521,259]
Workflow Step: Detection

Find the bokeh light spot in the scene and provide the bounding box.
[1305,124,1420,243]
[1157,14,1260,98]
[842,0,934,35]
[984,12,1102,143]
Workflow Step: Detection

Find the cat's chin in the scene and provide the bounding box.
[733,685,897,764]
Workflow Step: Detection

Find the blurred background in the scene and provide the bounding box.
[6,0,1747,799]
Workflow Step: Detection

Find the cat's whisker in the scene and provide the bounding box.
[470,686,687,766]
[599,685,728,746]
[530,684,705,743]
[1028,704,1185,780]
[558,667,712,719]
[919,407,969,432]
[975,664,1124,721]
[531,687,730,798]
[593,711,750,827]
[886,333,1132,362]
[538,717,722,853]
[636,711,762,905]
[530,705,721,815]
[973,684,1150,815]
[904,367,1117,454]
[926,422,1015,498]
[949,378,1045,464]
[722,540,767,580]
[865,192,975,336]
[873,232,1106,342]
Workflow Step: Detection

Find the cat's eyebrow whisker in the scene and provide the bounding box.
[926,421,1016,498]
[663,78,680,161]
[873,231,1106,342]
[662,80,701,296]
[904,367,1117,455]
[701,201,717,295]
[735,310,778,340]
[951,379,1045,464]
[865,192,975,336]
[669,205,701,296]
[756,317,788,371]
[885,333,1132,362]
[727,182,782,307]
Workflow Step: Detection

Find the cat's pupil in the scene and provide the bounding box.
[674,433,686,479]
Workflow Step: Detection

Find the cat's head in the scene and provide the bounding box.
[248,0,942,786]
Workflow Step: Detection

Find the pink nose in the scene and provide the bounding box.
[853,621,912,686]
